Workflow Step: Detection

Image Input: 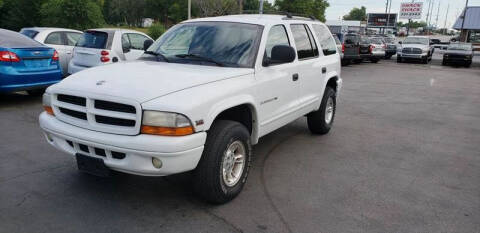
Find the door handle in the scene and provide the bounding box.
[292,73,299,81]
[322,67,327,74]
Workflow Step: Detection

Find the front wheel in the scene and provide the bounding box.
[307,87,336,135]
[371,58,379,63]
[193,120,251,204]
[397,56,402,63]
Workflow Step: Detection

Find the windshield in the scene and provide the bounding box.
[403,37,429,45]
[360,37,370,43]
[76,31,108,49]
[370,38,384,44]
[147,22,263,68]
[19,29,39,39]
[448,44,472,51]
[383,37,395,43]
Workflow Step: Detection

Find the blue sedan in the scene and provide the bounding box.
[0,28,62,95]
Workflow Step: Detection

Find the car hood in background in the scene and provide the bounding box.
[444,50,473,56]
[49,61,253,103]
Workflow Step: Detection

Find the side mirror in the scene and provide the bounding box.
[264,45,296,66]
[398,41,402,44]
[144,39,154,51]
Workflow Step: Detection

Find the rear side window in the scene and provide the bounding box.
[127,33,150,50]
[20,29,39,39]
[65,32,82,46]
[76,31,108,49]
[44,32,64,45]
[265,25,290,59]
[290,24,318,59]
[312,24,337,56]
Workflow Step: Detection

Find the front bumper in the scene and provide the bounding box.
[397,52,428,59]
[39,112,207,176]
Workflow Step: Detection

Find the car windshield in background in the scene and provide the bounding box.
[370,38,384,44]
[76,31,108,49]
[147,22,263,68]
[403,37,429,45]
[19,29,39,39]
[448,44,472,51]
[384,37,395,43]
[360,37,370,43]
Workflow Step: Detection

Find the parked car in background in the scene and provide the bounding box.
[0,29,62,95]
[20,27,82,75]
[381,36,396,59]
[368,37,386,63]
[397,36,434,64]
[40,14,342,204]
[358,36,372,63]
[442,43,474,67]
[68,29,153,74]
[338,33,361,65]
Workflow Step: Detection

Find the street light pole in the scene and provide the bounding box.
[188,0,191,19]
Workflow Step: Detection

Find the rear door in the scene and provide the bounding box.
[344,34,359,58]
[43,31,67,71]
[123,33,151,61]
[71,30,109,67]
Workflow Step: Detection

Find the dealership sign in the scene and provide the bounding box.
[367,13,397,28]
[400,2,423,19]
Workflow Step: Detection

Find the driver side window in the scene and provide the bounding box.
[264,25,290,60]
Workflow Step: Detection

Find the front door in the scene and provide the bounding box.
[123,33,151,61]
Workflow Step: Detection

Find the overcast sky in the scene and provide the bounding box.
[266,0,480,29]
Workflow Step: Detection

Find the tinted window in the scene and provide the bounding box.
[345,35,359,44]
[290,24,318,59]
[121,34,131,52]
[0,29,44,48]
[312,24,337,56]
[265,25,290,59]
[44,32,63,45]
[148,22,263,68]
[76,31,108,49]
[127,33,150,50]
[20,29,39,39]
[65,32,82,46]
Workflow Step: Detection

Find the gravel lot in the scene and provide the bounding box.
[1,54,479,233]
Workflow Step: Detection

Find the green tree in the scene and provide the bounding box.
[275,0,329,22]
[147,22,166,39]
[343,6,366,21]
[243,0,274,13]
[193,0,239,17]
[0,0,48,31]
[40,0,105,30]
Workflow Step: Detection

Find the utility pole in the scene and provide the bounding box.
[259,0,264,14]
[188,0,191,19]
[435,1,440,29]
[383,0,389,34]
[426,0,434,34]
[385,0,393,35]
[443,3,450,34]
[461,0,469,42]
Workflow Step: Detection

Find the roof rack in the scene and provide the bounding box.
[239,10,320,21]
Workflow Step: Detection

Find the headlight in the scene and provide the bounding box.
[141,111,194,136]
[42,92,54,116]
[465,55,472,59]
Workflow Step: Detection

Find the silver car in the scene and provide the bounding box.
[20,27,83,75]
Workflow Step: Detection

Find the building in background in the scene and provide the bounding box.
[326,20,364,34]
[453,6,480,50]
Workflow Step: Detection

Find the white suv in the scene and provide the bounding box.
[68,28,153,74]
[397,36,434,64]
[40,15,342,203]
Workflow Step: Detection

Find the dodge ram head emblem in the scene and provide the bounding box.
[96,80,106,86]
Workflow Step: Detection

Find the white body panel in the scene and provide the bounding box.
[40,15,342,176]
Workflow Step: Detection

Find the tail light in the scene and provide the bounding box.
[369,45,373,53]
[52,50,59,61]
[100,50,110,63]
[0,51,20,62]
[382,44,386,49]
[342,43,345,53]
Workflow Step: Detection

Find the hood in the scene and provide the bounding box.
[444,50,473,56]
[50,61,253,103]
[400,44,428,50]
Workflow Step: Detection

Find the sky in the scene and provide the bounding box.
[266,0,480,29]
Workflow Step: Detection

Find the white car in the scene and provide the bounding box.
[40,14,342,203]
[369,37,386,60]
[20,27,83,75]
[397,36,434,64]
[68,28,153,74]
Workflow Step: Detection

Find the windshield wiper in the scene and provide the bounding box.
[144,51,169,63]
[175,53,225,67]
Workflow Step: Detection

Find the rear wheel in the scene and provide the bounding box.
[307,87,336,135]
[193,120,251,204]
[442,60,447,66]
[371,58,379,63]
[27,89,45,96]
[422,57,428,64]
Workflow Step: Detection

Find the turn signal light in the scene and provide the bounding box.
[141,125,194,136]
[44,106,54,116]
[100,56,110,62]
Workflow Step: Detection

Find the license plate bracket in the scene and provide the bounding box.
[76,153,110,177]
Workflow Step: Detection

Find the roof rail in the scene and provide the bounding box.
[238,10,320,21]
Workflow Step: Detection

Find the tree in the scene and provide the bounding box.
[40,0,105,30]
[275,0,329,22]
[243,0,274,13]
[343,6,366,21]
[193,0,239,17]
[0,0,48,31]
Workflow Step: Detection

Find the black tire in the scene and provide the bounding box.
[371,58,379,63]
[442,60,447,66]
[397,56,402,63]
[385,55,392,60]
[341,60,350,66]
[27,88,45,96]
[422,57,428,64]
[193,120,252,204]
[353,59,362,64]
[465,62,471,68]
[307,87,336,135]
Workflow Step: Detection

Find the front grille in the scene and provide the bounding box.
[402,48,422,54]
[52,93,141,135]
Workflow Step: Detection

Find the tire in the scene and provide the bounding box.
[465,62,471,68]
[371,58,379,63]
[422,57,428,64]
[442,60,447,66]
[341,60,350,66]
[397,56,402,63]
[307,87,336,135]
[385,55,392,60]
[193,120,252,204]
[353,59,362,64]
[27,88,45,96]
